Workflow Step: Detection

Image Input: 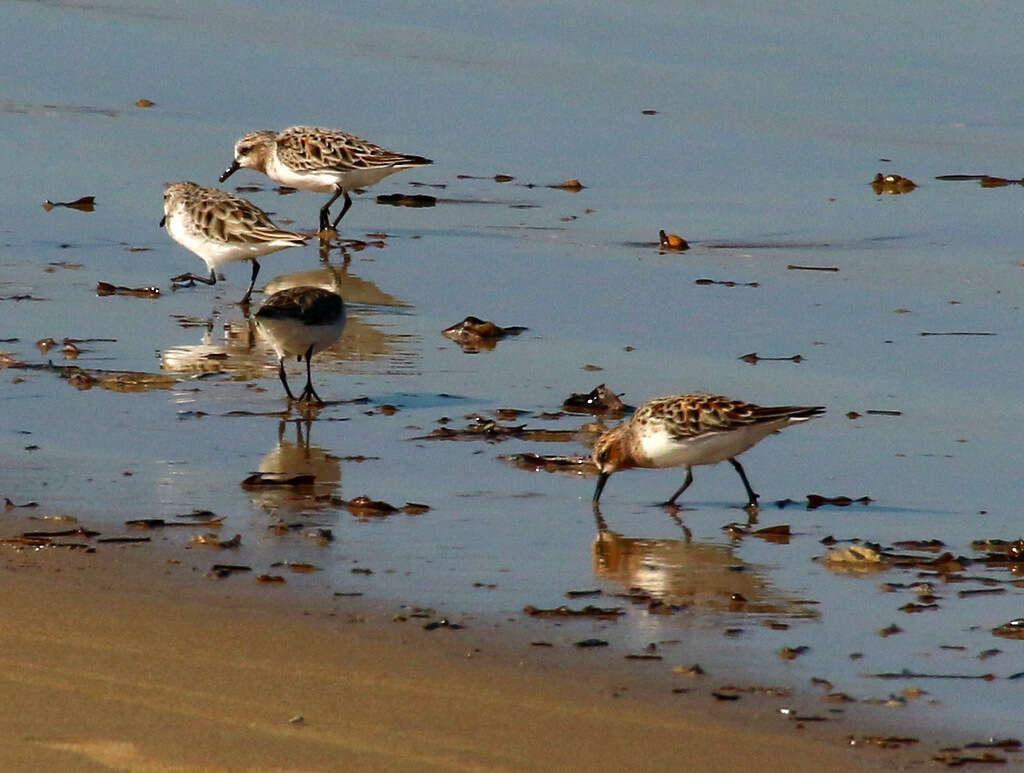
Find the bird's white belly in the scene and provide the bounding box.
[267,159,342,192]
[335,164,403,190]
[168,210,301,269]
[639,422,786,468]
[255,315,347,360]
[166,214,249,268]
[166,216,225,268]
[268,157,402,192]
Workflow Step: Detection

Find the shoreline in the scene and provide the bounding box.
[0,532,949,771]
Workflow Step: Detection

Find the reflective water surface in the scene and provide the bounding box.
[3,0,1024,742]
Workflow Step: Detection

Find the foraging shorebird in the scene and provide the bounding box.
[591,393,825,508]
[161,181,305,305]
[220,126,432,230]
[254,286,346,404]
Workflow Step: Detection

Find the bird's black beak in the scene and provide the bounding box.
[159,215,166,227]
[219,160,240,183]
[592,471,609,503]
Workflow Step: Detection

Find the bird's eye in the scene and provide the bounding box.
[238,145,251,156]
[596,448,609,465]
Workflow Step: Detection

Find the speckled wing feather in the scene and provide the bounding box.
[255,287,343,325]
[189,187,305,245]
[641,394,824,439]
[275,126,429,172]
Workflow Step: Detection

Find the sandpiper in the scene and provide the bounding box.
[161,181,306,305]
[220,126,432,230]
[591,393,825,508]
[254,286,347,404]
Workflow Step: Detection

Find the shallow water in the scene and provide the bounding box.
[3,0,1024,743]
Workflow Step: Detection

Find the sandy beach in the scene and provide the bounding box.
[0,539,920,772]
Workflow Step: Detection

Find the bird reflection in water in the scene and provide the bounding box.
[590,508,810,617]
[264,261,408,309]
[161,263,418,387]
[315,231,389,263]
[263,264,419,376]
[247,419,342,514]
[159,314,263,378]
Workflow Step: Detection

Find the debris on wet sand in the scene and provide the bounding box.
[42,195,95,212]
[561,384,629,416]
[658,229,688,251]
[96,281,161,298]
[442,316,527,352]
[871,173,916,194]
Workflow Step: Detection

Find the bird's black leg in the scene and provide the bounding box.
[171,268,217,286]
[728,457,759,507]
[663,466,694,506]
[319,187,345,230]
[277,357,296,400]
[330,189,353,228]
[297,344,323,404]
[239,260,260,306]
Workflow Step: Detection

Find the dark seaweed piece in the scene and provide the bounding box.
[695,278,759,287]
[865,669,995,680]
[43,195,95,212]
[524,605,623,619]
[424,618,464,631]
[806,494,873,509]
[561,384,628,416]
[992,619,1024,640]
[22,527,99,538]
[96,281,160,298]
[739,352,804,364]
[499,452,596,475]
[871,173,916,194]
[96,536,150,543]
[241,472,315,487]
[920,331,995,337]
[210,564,252,576]
[442,316,527,352]
[376,193,437,207]
[343,496,401,516]
[659,230,688,251]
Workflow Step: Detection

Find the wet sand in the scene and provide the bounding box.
[0,541,914,773]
